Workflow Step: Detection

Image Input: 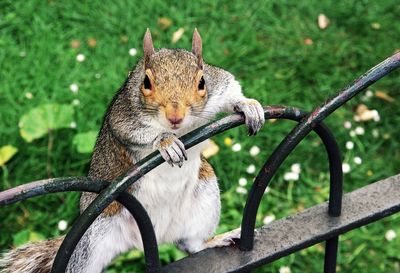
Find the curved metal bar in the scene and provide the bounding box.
[272,112,343,217]
[260,113,343,273]
[51,106,343,272]
[240,52,400,251]
[0,177,161,273]
[117,192,161,272]
[0,177,106,206]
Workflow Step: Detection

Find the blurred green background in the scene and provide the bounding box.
[0,0,399,272]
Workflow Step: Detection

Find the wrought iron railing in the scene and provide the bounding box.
[1,52,399,273]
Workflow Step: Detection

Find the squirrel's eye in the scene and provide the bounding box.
[198,76,205,90]
[144,75,152,90]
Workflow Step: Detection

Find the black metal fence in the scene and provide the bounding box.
[1,52,399,273]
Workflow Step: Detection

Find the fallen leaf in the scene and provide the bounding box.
[355,104,368,115]
[0,145,18,166]
[158,17,172,30]
[354,104,380,122]
[201,139,219,158]
[87,38,97,47]
[19,104,75,142]
[318,14,330,29]
[375,91,395,102]
[172,28,185,43]
[70,40,81,49]
[304,38,313,45]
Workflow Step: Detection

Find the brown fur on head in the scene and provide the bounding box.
[140,29,207,130]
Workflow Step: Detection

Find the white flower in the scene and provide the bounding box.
[371,110,380,122]
[344,121,352,129]
[349,130,356,137]
[246,164,256,174]
[72,99,80,106]
[262,214,276,225]
[232,143,242,152]
[129,48,137,56]
[290,163,301,174]
[238,178,247,186]
[70,121,77,129]
[58,220,68,231]
[279,266,292,273]
[69,83,79,93]
[95,73,101,79]
[355,126,365,135]
[345,141,354,150]
[284,172,299,181]
[365,90,374,98]
[25,92,33,99]
[353,156,362,165]
[342,163,351,174]
[372,129,379,138]
[249,146,260,156]
[318,14,330,29]
[385,229,397,241]
[76,53,85,62]
[235,186,248,195]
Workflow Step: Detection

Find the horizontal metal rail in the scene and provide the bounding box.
[161,174,400,273]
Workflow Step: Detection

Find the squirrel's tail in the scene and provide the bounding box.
[0,236,64,273]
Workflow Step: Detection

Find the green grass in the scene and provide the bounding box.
[1,0,400,272]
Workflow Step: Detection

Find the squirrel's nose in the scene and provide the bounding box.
[168,116,183,125]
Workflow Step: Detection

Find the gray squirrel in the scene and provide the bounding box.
[0,29,265,273]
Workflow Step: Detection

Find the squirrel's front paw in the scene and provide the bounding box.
[234,99,265,136]
[154,133,188,167]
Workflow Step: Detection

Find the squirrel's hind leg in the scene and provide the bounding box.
[175,159,226,254]
[66,212,140,273]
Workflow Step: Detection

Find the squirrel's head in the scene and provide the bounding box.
[138,29,207,130]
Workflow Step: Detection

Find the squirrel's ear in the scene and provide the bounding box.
[143,28,155,68]
[192,28,203,69]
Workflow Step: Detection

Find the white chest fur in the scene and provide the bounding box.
[130,141,208,244]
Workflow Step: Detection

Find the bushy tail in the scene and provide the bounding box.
[0,236,64,273]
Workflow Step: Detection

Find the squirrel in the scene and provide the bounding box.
[0,28,265,273]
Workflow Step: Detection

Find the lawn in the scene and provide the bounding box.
[0,0,399,272]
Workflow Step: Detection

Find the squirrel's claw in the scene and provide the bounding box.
[155,133,187,167]
[234,99,265,136]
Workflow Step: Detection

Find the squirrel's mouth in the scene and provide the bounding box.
[171,124,180,130]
